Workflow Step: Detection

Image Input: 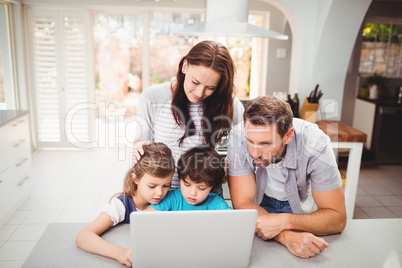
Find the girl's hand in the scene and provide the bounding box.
[116,247,132,267]
[132,140,150,166]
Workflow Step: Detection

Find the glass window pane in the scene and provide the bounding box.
[360,22,402,77]
[359,41,375,73]
[149,12,203,85]
[362,23,376,42]
[0,3,15,108]
[93,14,143,105]
[387,37,401,77]
[378,24,391,35]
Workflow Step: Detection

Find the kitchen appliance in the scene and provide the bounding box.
[174,0,288,39]
[373,106,402,164]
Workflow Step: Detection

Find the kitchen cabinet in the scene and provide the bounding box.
[0,111,32,227]
[352,97,402,164]
[352,98,376,150]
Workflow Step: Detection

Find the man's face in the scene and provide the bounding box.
[244,120,294,168]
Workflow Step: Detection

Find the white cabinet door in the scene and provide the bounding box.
[27,8,94,148]
[352,98,376,150]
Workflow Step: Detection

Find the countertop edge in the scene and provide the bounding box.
[0,110,29,128]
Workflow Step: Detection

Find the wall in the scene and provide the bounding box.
[251,1,292,96]
[342,0,402,125]
[277,0,372,120]
[265,21,292,95]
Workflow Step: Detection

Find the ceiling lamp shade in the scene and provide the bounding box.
[174,0,288,40]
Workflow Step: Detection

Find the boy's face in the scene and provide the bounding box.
[180,176,213,206]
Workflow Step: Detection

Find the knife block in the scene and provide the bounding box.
[299,98,319,123]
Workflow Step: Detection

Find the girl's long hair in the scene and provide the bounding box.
[112,143,175,200]
[171,40,235,147]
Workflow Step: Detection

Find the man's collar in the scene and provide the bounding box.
[282,132,297,169]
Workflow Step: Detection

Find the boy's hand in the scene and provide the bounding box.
[116,247,132,267]
[132,140,150,166]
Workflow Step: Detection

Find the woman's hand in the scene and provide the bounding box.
[132,140,150,166]
[116,247,132,267]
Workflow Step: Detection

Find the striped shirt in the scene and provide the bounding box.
[134,82,244,188]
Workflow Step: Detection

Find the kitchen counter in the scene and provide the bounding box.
[316,120,367,143]
[357,96,402,107]
[23,219,402,268]
[316,120,366,219]
[0,110,29,128]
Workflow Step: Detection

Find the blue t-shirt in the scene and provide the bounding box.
[150,189,232,211]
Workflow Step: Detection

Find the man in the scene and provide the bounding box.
[227,96,346,259]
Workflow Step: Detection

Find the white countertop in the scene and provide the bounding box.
[0,110,28,127]
[23,219,402,268]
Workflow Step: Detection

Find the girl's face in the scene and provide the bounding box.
[180,177,213,206]
[182,60,221,103]
[133,173,172,208]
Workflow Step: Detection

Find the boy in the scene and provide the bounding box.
[146,146,231,211]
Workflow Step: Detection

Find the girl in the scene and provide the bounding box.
[75,143,175,267]
[132,40,244,189]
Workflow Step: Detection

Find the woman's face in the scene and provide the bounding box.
[182,60,221,103]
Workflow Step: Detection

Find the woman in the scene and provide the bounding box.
[133,40,244,188]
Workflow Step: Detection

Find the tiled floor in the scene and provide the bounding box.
[0,149,401,267]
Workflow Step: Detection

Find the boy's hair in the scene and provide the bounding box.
[177,146,225,191]
[120,143,175,198]
[244,95,293,138]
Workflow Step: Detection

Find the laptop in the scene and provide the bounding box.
[130,209,257,268]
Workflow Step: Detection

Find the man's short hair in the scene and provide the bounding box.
[243,96,293,137]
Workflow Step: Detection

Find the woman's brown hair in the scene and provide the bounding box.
[113,143,175,200]
[171,40,235,147]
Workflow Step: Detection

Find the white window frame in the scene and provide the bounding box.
[27,7,94,148]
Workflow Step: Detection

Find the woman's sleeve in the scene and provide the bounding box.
[232,96,244,126]
[133,87,155,142]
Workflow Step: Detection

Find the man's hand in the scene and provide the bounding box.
[256,213,290,239]
[277,230,329,259]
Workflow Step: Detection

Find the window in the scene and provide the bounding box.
[28,7,269,148]
[149,12,203,86]
[359,21,402,77]
[93,10,267,113]
[93,13,143,103]
[0,2,16,109]
[27,9,92,147]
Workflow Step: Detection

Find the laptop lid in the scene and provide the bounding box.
[130,209,257,268]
